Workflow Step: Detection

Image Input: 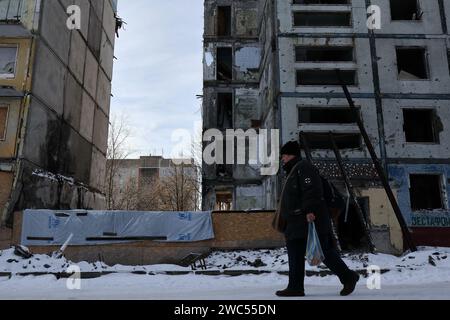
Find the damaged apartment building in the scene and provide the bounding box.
[203,0,450,253]
[0,0,118,238]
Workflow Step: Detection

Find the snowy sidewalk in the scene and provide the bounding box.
[1,246,450,300]
[1,273,450,300]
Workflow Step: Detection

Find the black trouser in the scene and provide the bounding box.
[286,233,353,291]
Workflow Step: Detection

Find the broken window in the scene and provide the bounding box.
[448,50,450,76]
[216,140,233,179]
[296,46,354,62]
[293,0,349,3]
[299,107,358,124]
[217,92,233,129]
[390,0,422,21]
[409,174,445,211]
[297,70,356,86]
[0,105,8,140]
[217,47,232,81]
[300,132,361,149]
[217,6,231,36]
[396,47,428,80]
[403,109,439,143]
[215,191,233,211]
[0,46,18,78]
[293,12,352,27]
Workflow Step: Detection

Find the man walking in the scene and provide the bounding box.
[274,141,360,297]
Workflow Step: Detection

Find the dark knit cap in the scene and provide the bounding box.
[280,141,301,157]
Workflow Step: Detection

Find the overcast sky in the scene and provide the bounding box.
[111,0,204,158]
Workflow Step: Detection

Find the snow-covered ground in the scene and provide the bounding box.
[1,273,449,300]
[1,246,450,300]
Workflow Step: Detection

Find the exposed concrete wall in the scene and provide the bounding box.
[376,38,450,95]
[1,0,117,225]
[383,99,450,159]
[278,37,374,94]
[372,0,444,35]
[277,0,368,35]
[280,97,381,158]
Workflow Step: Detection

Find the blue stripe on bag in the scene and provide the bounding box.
[306,222,325,266]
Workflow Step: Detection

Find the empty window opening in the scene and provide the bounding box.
[300,132,361,149]
[396,48,428,80]
[294,0,349,4]
[215,191,233,211]
[390,0,422,21]
[447,50,450,76]
[336,197,369,252]
[217,47,232,81]
[403,109,439,143]
[409,174,445,211]
[293,12,351,27]
[0,46,18,78]
[296,46,354,62]
[299,107,358,124]
[216,142,233,178]
[0,106,8,140]
[217,6,231,36]
[297,70,356,86]
[217,92,233,129]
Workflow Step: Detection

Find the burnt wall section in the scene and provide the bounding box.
[203,0,266,211]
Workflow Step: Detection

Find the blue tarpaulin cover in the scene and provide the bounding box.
[21,210,215,246]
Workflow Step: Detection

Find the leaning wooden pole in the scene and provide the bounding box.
[299,132,313,163]
[337,72,417,252]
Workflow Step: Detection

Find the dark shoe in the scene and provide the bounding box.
[276,288,305,297]
[340,271,360,296]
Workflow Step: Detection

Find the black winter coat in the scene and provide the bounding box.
[279,159,332,240]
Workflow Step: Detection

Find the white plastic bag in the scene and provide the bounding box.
[306,222,325,266]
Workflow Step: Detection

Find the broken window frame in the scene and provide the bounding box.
[293,0,350,4]
[299,132,362,150]
[296,69,357,86]
[216,5,232,37]
[0,45,18,79]
[395,46,430,81]
[217,91,234,129]
[295,46,354,63]
[216,46,233,81]
[298,106,360,124]
[215,190,233,211]
[0,104,9,141]
[292,11,353,28]
[402,108,440,144]
[409,173,447,211]
[389,0,422,21]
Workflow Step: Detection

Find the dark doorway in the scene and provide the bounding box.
[217,47,232,81]
[217,92,233,129]
[336,197,369,252]
[217,6,231,36]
